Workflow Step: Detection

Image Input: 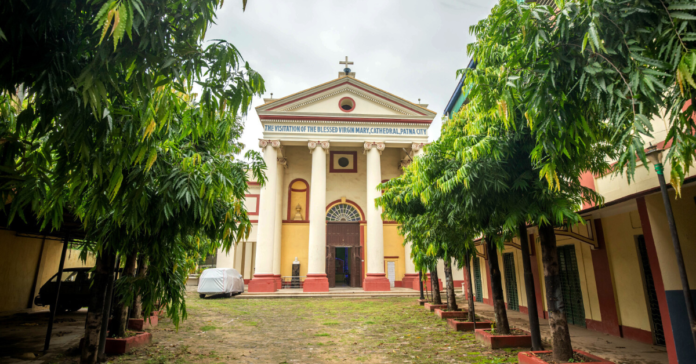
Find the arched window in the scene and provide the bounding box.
[326,204,361,222]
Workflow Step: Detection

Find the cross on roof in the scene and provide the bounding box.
[339,56,354,75]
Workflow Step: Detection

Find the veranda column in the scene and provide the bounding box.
[363,141,391,291]
[272,157,287,290]
[402,143,426,290]
[247,140,280,292]
[304,141,330,292]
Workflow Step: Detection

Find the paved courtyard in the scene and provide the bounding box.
[47,294,520,364]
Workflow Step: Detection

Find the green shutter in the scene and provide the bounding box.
[503,253,519,311]
[473,257,483,303]
[557,245,586,327]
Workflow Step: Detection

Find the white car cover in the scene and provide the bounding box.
[197,268,245,295]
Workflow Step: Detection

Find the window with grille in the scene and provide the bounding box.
[473,257,483,303]
[326,204,361,222]
[503,253,520,311]
[557,245,586,327]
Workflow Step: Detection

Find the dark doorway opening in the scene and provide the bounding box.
[636,235,666,346]
[326,222,362,288]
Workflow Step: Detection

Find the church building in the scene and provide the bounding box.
[217,58,438,292]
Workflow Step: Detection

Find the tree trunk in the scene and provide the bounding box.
[443,259,458,311]
[418,271,424,300]
[98,253,118,363]
[114,252,137,338]
[131,254,148,319]
[430,265,442,305]
[539,223,573,361]
[464,254,476,326]
[485,236,510,334]
[80,251,113,364]
[519,223,543,351]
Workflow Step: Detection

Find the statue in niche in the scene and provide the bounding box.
[293,203,304,220]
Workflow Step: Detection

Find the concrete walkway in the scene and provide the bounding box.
[238,286,421,299]
[469,301,668,364]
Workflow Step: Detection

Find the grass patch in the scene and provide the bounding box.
[199,325,218,331]
[322,321,340,326]
[314,333,330,337]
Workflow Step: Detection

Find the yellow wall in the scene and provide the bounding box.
[383,225,405,281]
[280,223,310,277]
[645,183,696,291]
[602,211,652,331]
[0,231,95,313]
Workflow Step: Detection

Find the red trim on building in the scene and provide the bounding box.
[286,178,310,221]
[519,306,529,314]
[637,197,677,363]
[338,96,356,112]
[580,171,597,210]
[384,256,399,259]
[250,220,258,224]
[360,225,365,282]
[394,280,403,288]
[247,181,261,186]
[247,274,277,293]
[529,233,545,319]
[329,151,358,173]
[326,199,366,221]
[303,273,329,292]
[590,219,622,337]
[620,325,655,345]
[245,194,260,216]
[266,81,427,116]
[260,114,432,124]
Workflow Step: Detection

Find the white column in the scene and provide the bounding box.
[304,141,330,292]
[247,140,280,292]
[272,157,286,289]
[364,141,390,291]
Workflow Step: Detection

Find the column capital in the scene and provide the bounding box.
[363,141,386,155]
[411,142,426,154]
[259,139,281,149]
[308,141,330,153]
[277,157,288,168]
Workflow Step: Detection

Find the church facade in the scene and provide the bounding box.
[217,63,437,292]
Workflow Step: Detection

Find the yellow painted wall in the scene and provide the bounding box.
[477,255,489,300]
[383,225,405,281]
[0,231,95,313]
[280,223,310,277]
[602,211,652,331]
[645,183,696,291]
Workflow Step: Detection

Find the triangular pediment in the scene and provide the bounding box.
[256,76,436,121]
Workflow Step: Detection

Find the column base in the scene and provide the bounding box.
[363,273,391,291]
[247,274,277,293]
[402,273,419,290]
[274,274,282,290]
[424,273,443,291]
[303,273,329,292]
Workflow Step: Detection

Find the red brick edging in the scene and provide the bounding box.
[475,328,532,349]
[433,308,466,319]
[423,303,447,312]
[446,319,493,331]
[517,350,614,364]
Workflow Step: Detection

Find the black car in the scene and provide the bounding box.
[34,267,93,313]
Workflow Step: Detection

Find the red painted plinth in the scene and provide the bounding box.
[424,303,448,312]
[518,350,614,364]
[81,332,152,355]
[303,273,329,292]
[417,299,427,306]
[363,273,391,291]
[447,319,493,331]
[127,315,158,331]
[248,274,277,293]
[434,308,466,319]
[475,328,532,349]
[402,273,419,290]
[274,274,282,290]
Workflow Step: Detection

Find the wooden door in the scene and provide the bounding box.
[351,246,362,287]
[327,223,360,247]
[326,246,336,288]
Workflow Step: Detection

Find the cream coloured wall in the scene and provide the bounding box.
[383,225,405,281]
[602,210,652,331]
[280,223,310,278]
[291,90,404,116]
[645,183,696,291]
[0,232,95,313]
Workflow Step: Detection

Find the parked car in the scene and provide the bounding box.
[34,267,93,313]
[197,268,244,298]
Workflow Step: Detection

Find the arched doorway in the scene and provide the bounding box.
[326,203,362,288]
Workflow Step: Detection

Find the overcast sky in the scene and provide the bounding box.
[205,0,498,154]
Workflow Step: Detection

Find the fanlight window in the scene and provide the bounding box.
[326,204,361,222]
